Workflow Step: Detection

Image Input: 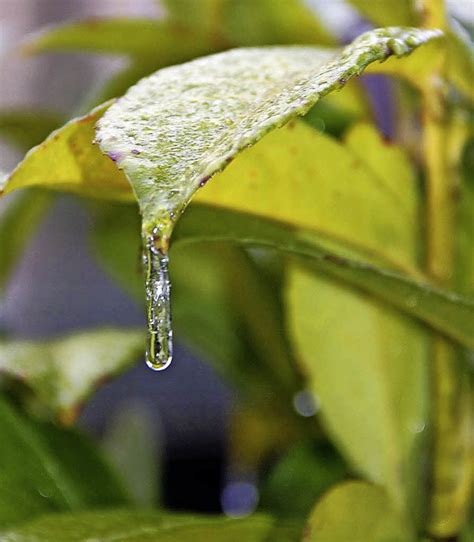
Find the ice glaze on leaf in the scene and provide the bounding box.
[96,27,441,238]
[0,328,144,422]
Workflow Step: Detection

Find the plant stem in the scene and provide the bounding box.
[420,2,473,537]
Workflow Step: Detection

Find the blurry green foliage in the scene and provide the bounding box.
[0,0,473,540]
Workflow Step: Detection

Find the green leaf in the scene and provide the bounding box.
[456,136,474,299]
[0,328,144,422]
[0,110,64,151]
[194,120,420,273]
[286,264,430,511]
[36,423,130,508]
[0,510,300,541]
[348,0,417,27]
[23,19,215,61]
[220,0,335,46]
[1,103,132,201]
[95,27,441,238]
[174,204,474,352]
[163,0,335,46]
[102,403,161,507]
[0,190,53,293]
[260,442,348,519]
[304,481,415,542]
[0,397,128,529]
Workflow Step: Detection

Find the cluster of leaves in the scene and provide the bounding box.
[0,0,473,540]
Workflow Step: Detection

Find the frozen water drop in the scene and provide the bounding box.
[143,234,173,371]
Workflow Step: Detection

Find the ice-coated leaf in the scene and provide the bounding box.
[0,510,300,542]
[96,27,441,239]
[0,103,132,201]
[304,481,415,542]
[0,328,144,422]
[0,397,128,529]
[1,28,439,214]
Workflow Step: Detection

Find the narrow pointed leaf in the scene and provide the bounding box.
[174,205,474,352]
[1,511,300,542]
[22,19,215,61]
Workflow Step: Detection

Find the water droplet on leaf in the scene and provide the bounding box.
[293,390,320,417]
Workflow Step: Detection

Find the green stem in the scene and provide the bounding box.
[420,3,473,536]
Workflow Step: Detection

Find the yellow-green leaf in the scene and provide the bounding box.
[163,0,335,46]
[304,481,415,542]
[0,510,300,542]
[1,103,131,201]
[348,0,417,27]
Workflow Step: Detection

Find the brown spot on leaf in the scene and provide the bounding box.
[77,113,95,124]
[199,174,212,187]
[324,253,347,265]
